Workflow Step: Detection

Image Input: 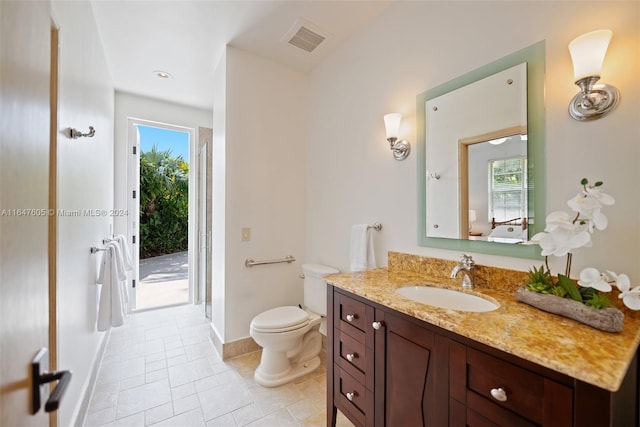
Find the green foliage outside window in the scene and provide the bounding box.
[139,145,189,258]
[489,157,527,221]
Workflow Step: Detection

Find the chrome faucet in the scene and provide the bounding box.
[451,254,475,288]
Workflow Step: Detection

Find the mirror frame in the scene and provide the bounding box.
[417,41,545,259]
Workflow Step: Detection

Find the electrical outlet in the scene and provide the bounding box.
[241,227,251,242]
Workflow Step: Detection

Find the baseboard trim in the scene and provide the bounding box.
[72,330,110,427]
[208,324,260,360]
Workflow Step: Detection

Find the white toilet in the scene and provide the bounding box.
[250,263,339,387]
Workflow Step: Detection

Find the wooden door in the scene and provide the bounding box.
[0,1,53,425]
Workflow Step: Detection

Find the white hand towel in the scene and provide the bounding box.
[96,243,127,331]
[350,224,376,272]
[115,234,133,271]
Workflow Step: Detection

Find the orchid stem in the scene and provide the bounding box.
[545,256,551,275]
[565,253,573,277]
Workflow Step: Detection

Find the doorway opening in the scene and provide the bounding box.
[128,119,196,310]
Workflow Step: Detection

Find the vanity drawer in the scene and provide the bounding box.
[337,329,367,373]
[334,367,373,427]
[334,293,373,344]
[466,346,544,423]
[334,327,375,391]
[467,347,573,426]
[450,340,573,427]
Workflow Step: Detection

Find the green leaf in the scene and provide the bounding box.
[580,178,589,186]
[585,293,613,309]
[594,181,603,187]
[558,274,583,302]
[579,286,597,300]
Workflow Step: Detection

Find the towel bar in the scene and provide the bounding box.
[91,236,116,254]
[368,222,382,231]
[245,255,295,268]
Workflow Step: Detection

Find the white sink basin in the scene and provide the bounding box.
[397,286,499,312]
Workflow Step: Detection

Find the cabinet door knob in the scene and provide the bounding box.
[372,321,382,330]
[490,387,508,402]
[346,353,357,362]
[346,392,356,401]
[346,314,356,322]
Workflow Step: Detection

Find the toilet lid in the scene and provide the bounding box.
[251,306,309,331]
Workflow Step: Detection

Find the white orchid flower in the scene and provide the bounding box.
[614,273,640,310]
[530,227,591,257]
[620,290,640,310]
[607,270,630,291]
[585,186,615,206]
[543,211,576,232]
[567,194,609,232]
[578,268,613,292]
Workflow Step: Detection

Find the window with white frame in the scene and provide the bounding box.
[488,157,527,222]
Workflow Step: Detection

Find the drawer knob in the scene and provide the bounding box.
[346,353,358,362]
[372,321,382,330]
[490,387,508,402]
[346,392,356,401]
[346,314,356,322]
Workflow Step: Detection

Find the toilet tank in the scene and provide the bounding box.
[303,263,339,316]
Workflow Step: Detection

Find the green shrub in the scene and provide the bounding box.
[139,145,189,258]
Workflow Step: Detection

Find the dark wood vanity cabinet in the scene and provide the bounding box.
[328,285,638,427]
[328,286,448,426]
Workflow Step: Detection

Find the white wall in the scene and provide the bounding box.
[212,46,308,343]
[51,1,115,424]
[212,51,227,343]
[307,1,640,281]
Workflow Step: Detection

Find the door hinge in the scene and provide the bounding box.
[132,190,136,199]
[132,146,137,155]
[132,279,136,288]
[132,235,136,244]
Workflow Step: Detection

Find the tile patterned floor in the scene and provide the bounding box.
[83,304,354,426]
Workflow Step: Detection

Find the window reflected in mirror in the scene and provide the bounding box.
[463,132,528,243]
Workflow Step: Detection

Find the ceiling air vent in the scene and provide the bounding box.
[283,19,330,53]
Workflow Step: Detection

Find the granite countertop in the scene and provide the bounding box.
[326,267,640,392]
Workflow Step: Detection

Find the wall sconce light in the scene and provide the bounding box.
[468,210,477,232]
[383,113,410,160]
[568,29,620,121]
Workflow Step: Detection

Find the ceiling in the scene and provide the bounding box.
[91,1,391,111]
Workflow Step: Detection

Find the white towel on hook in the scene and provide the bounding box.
[115,234,133,271]
[350,224,376,272]
[96,242,127,331]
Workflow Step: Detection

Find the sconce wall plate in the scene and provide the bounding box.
[569,79,620,121]
[387,137,411,160]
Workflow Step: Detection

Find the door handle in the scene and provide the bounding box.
[31,348,72,414]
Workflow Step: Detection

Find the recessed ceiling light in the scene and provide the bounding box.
[488,137,508,145]
[153,70,172,79]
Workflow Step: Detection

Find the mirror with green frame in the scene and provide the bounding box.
[416,41,545,259]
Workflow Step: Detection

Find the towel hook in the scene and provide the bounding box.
[368,222,382,231]
[69,126,96,139]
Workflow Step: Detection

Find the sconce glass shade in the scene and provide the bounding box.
[568,29,612,81]
[383,113,401,140]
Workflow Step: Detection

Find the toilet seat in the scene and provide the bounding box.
[250,306,310,333]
